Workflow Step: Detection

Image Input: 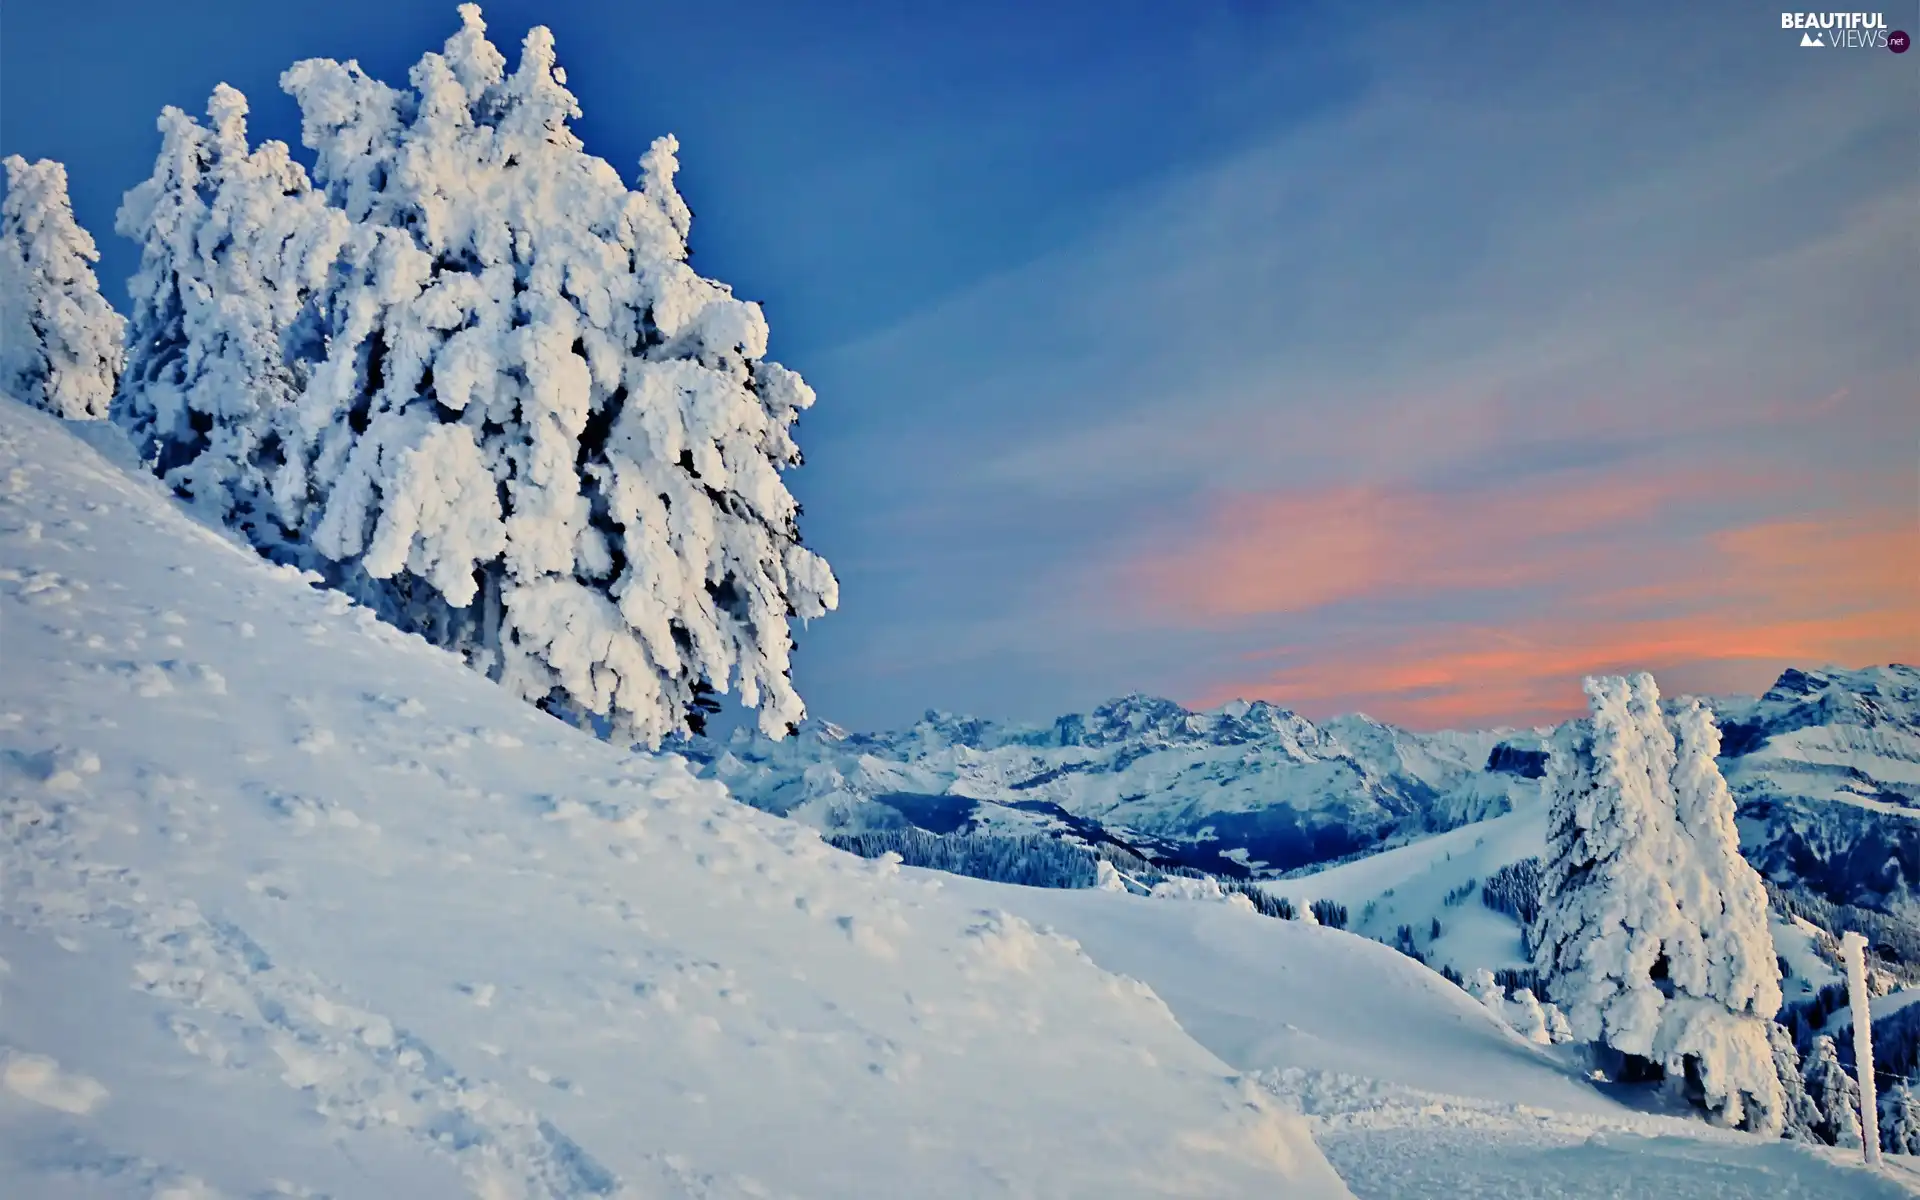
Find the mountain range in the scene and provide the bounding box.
[695,664,1920,915]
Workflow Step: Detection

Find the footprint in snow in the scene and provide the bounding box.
[15,570,85,606]
[0,1050,109,1115]
[245,875,292,902]
[265,790,376,834]
[525,1066,581,1094]
[11,745,103,791]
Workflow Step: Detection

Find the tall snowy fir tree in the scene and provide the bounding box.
[1533,673,1785,1132]
[111,5,836,747]
[1532,674,1688,1074]
[1653,696,1786,1134]
[0,156,126,418]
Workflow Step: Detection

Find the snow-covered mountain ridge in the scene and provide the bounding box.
[699,666,1920,911]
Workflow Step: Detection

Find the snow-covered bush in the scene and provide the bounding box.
[1533,674,1786,1133]
[1467,967,1503,1010]
[0,156,125,418]
[1464,968,1559,1045]
[1770,1022,1825,1143]
[1094,859,1136,893]
[1544,1001,1574,1045]
[1507,989,1553,1045]
[112,6,836,747]
[1882,1079,1920,1155]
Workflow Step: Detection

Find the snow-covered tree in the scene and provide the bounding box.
[1533,675,1687,1069]
[271,6,836,745]
[1467,967,1504,1010]
[113,85,350,550]
[0,156,125,417]
[1882,1079,1920,1156]
[1653,696,1786,1134]
[1803,1034,1864,1148]
[1533,673,1788,1132]
[1770,1022,1826,1144]
[1507,988,1552,1045]
[111,6,836,747]
[1544,1002,1575,1046]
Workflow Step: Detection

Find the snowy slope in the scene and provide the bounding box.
[915,874,1916,1198]
[1269,802,1551,979]
[0,397,1349,1198]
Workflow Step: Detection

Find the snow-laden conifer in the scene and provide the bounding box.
[1667,699,1782,1021]
[1769,1022,1825,1143]
[113,85,350,549]
[1532,675,1686,1062]
[272,6,836,745]
[1652,695,1786,1134]
[1534,673,1792,1131]
[0,156,125,418]
[1803,1034,1864,1148]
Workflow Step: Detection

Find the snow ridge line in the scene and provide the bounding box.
[0,787,623,1199]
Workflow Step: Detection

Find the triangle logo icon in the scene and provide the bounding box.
[1800,31,1824,46]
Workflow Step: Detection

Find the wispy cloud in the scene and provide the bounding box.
[1183,505,1919,728]
[786,0,1919,727]
[1115,469,1763,623]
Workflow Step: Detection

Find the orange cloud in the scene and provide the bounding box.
[1144,489,1916,728]
[1118,469,1753,622]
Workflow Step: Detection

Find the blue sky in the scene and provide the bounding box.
[4,0,1915,731]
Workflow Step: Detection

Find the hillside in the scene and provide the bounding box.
[0,398,1348,1197]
